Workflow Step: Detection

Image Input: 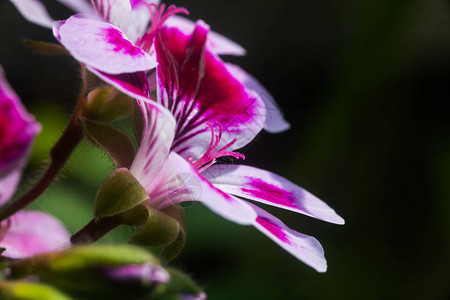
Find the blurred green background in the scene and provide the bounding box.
[1,0,449,299]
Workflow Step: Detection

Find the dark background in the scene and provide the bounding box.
[1,0,449,299]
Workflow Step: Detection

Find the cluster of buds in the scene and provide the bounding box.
[0,0,344,298]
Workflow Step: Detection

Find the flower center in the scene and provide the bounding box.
[189,122,245,173]
[137,4,189,53]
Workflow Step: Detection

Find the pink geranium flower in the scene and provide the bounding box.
[126,21,344,268]
[129,98,343,273]
[0,66,40,204]
[51,8,341,271]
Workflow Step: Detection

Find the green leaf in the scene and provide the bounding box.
[94,168,149,218]
[23,39,70,56]
[0,281,72,300]
[80,117,136,169]
[127,205,181,248]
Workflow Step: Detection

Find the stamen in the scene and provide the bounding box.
[190,122,245,172]
[137,4,189,53]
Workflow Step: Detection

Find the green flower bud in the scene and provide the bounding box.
[0,281,71,300]
[8,245,168,299]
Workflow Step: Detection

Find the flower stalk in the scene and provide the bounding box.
[70,216,122,245]
[0,72,87,222]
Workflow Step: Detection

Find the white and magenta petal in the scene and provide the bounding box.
[225,63,290,133]
[9,0,54,28]
[251,205,327,272]
[204,164,345,225]
[0,66,40,205]
[165,15,246,56]
[88,68,152,103]
[130,100,176,193]
[0,211,70,258]
[151,153,256,225]
[90,0,132,32]
[54,15,157,74]
[155,21,266,160]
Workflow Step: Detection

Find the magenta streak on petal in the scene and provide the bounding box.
[256,216,291,245]
[241,177,297,209]
[155,23,260,152]
[103,27,143,56]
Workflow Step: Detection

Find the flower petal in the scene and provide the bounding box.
[204,164,345,225]
[0,66,40,205]
[251,205,327,272]
[54,15,157,74]
[166,15,246,56]
[88,67,152,103]
[155,21,265,159]
[0,167,21,207]
[130,100,176,193]
[180,292,207,300]
[98,263,170,284]
[152,153,256,225]
[225,63,290,133]
[90,0,132,32]
[9,0,54,28]
[0,211,70,258]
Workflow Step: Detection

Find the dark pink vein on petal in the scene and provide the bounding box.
[256,216,291,245]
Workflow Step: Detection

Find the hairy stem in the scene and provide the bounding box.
[0,80,87,221]
[71,216,122,245]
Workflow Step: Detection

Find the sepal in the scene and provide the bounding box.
[80,117,136,169]
[84,88,132,122]
[160,205,186,262]
[123,205,181,248]
[160,227,186,263]
[84,68,110,95]
[94,168,148,218]
[132,99,144,145]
